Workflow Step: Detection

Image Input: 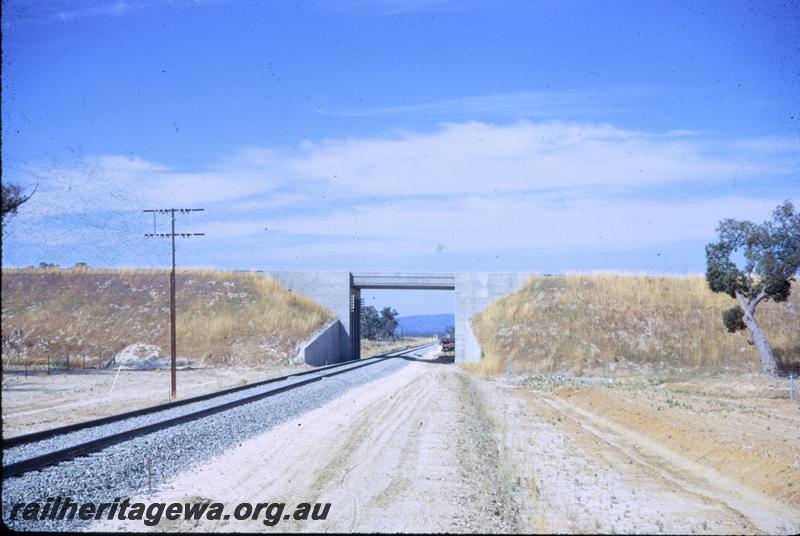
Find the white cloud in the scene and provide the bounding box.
[56,1,132,21]
[287,121,795,196]
[6,120,797,267]
[50,0,228,22]
[258,195,784,254]
[16,121,796,220]
[320,0,494,16]
[318,90,644,118]
[225,193,313,212]
[14,153,281,220]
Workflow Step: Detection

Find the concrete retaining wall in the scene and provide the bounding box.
[266,271,353,362]
[298,320,350,366]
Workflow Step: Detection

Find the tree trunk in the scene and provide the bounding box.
[736,292,779,375]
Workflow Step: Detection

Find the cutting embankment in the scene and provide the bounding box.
[472,273,800,376]
[2,267,331,367]
[471,274,800,534]
[1,268,332,434]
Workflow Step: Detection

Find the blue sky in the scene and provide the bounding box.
[2,0,798,315]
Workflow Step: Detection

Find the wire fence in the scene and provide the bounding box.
[2,354,114,376]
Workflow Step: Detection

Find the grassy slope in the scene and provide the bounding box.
[472,274,800,375]
[1,268,332,366]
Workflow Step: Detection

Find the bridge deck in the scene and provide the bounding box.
[351,272,455,290]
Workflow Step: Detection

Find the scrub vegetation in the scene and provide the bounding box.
[1,267,331,367]
[472,273,800,375]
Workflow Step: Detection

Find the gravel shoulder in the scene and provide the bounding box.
[96,349,519,533]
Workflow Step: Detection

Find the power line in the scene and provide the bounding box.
[143,208,205,400]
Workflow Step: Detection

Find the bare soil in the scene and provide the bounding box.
[1,364,308,437]
[480,374,800,534]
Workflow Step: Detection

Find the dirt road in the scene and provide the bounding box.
[93,353,799,534]
[479,377,800,534]
[98,348,519,533]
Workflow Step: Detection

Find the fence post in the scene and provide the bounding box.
[83,353,86,369]
[66,353,70,373]
[108,365,122,398]
[147,458,152,493]
[47,355,50,375]
[25,355,28,378]
[791,374,795,402]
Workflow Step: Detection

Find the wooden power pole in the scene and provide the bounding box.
[144,208,204,400]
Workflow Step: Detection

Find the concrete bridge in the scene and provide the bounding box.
[269,271,534,365]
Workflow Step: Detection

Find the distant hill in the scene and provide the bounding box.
[397,314,454,336]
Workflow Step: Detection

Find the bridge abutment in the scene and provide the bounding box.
[454,272,533,363]
[267,271,533,365]
[268,271,355,362]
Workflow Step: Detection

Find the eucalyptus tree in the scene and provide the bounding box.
[1,183,35,223]
[705,201,799,375]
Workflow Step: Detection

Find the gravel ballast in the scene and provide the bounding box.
[3,355,389,466]
[2,356,413,531]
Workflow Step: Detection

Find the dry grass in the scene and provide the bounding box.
[472,273,800,375]
[1,267,332,366]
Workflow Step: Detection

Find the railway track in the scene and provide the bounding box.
[2,343,436,480]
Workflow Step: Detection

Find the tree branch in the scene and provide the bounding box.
[734,290,751,314]
[737,288,767,315]
[749,288,769,312]
[19,182,39,206]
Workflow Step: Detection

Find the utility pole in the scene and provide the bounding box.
[144,208,204,400]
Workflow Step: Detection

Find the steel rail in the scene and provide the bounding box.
[3,342,431,449]
[2,343,435,480]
